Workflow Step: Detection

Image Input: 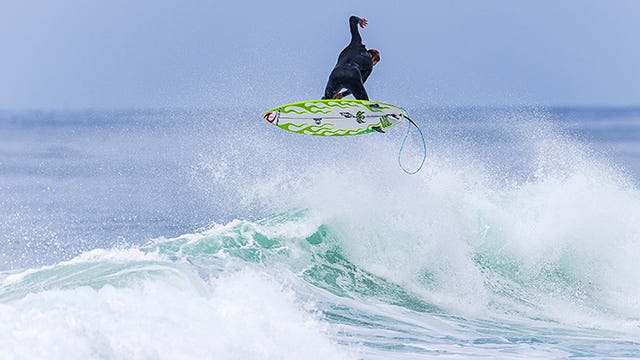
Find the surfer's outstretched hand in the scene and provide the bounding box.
[359,17,368,28]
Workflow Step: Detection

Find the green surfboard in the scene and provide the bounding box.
[262,99,405,136]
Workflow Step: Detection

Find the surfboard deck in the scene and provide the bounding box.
[262,99,405,136]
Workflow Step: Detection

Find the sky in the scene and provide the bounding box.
[1,0,639,109]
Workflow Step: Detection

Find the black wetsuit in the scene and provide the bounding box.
[322,16,373,101]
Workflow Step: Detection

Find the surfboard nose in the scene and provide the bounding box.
[263,111,280,124]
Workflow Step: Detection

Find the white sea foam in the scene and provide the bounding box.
[0,267,354,360]
[228,109,640,328]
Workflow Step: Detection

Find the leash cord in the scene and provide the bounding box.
[397,114,426,174]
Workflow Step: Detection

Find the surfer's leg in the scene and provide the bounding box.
[345,77,369,101]
[322,67,345,99]
[339,68,369,100]
[349,84,369,100]
[322,78,341,100]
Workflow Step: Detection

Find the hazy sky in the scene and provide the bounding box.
[1,0,639,109]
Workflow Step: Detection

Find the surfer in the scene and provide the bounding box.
[322,16,380,101]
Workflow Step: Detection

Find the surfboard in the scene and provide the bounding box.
[262,99,405,136]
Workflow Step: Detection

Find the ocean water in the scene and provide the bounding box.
[1,106,639,359]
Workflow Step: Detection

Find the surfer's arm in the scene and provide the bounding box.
[348,16,367,46]
[361,69,372,84]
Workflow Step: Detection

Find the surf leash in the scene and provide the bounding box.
[397,113,426,174]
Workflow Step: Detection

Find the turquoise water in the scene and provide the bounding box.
[1,107,639,358]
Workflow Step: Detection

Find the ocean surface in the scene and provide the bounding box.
[1,106,639,359]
